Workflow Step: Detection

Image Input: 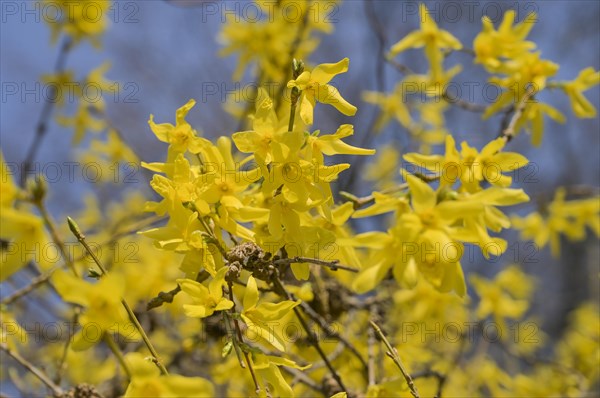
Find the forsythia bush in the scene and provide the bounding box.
[1,1,599,397]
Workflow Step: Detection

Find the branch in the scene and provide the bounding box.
[21,38,72,186]
[298,301,369,372]
[441,91,487,113]
[1,342,64,397]
[369,320,420,398]
[67,217,169,375]
[271,275,348,393]
[2,215,165,305]
[498,85,537,142]
[273,257,359,273]
[226,282,261,394]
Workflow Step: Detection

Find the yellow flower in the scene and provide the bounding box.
[305,124,375,165]
[52,270,134,351]
[473,10,536,71]
[389,3,461,80]
[87,129,139,166]
[124,352,214,397]
[177,267,234,318]
[365,146,401,190]
[148,99,208,158]
[511,188,600,257]
[232,88,287,164]
[362,82,412,131]
[404,136,529,192]
[241,276,300,351]
[287,58,357,125]
[559,67,600,118]
[40,70,77,107]
[0,310,28,349]
[44,0,111,46]
[0,153,53,280]
[470,265,535,336]
[56,100,106,144]
[458,137,528,192]
[252,352,310,397]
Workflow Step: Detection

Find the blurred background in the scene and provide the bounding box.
[1,0,599,363]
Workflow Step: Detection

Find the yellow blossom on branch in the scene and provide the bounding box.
[287,58,357,125]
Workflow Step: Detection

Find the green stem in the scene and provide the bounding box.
[104,333,132,379]
[288,100,297,132]
[36,200,78,277]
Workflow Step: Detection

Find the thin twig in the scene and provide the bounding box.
[67,217,169,375]
[298,301,369,372]
[2,215,165,305]
[344,0,388,194]
[21,38,72,187]
[369,320,420,398]
[499,85,537,142]
[227,282,261,394]
[367,320,376,386]
[271,276,347,393]
[386,58,415,75]
[35,198,78,277]
[103,333,132,379]
[54,309,80,384]
[441,91,487,113]
[273,257,359,273]
[1,342,64,397]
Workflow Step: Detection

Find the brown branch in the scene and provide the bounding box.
[226,282,260,394]
[21,38,72,186]
[441,91,487,113]
[271,275,348,393]
[298,301,369,372]
[1,342,64,397]
[498,85,537,142]
[273,257,359,273]
[369,320,420,398]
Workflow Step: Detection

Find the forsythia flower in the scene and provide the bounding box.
[559,67,600,118]
[124,353,214,397]
[511,188,600,257]
[51,271,136,350]
[0,152,53,280]
[241,276,300,351]
[473,10,536,71]
[148,99,208,159]
[43,0,111,46]
[404,136,529,192]
[287,58,357,125]
[232,88,287,163]
[362,82,412,131]
[470,265,535,335]
[252,352,310,397]
[177,267,234,318]
[57,100,106,144]
[388,3,462,80]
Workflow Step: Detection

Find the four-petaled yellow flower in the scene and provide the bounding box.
[177,267,234,318]
[287,58,357,125]
[388,3,462,80]
[52,271,135,351]
[148,99,209,159]
[559,67,600,118]
[241,276,300,351]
